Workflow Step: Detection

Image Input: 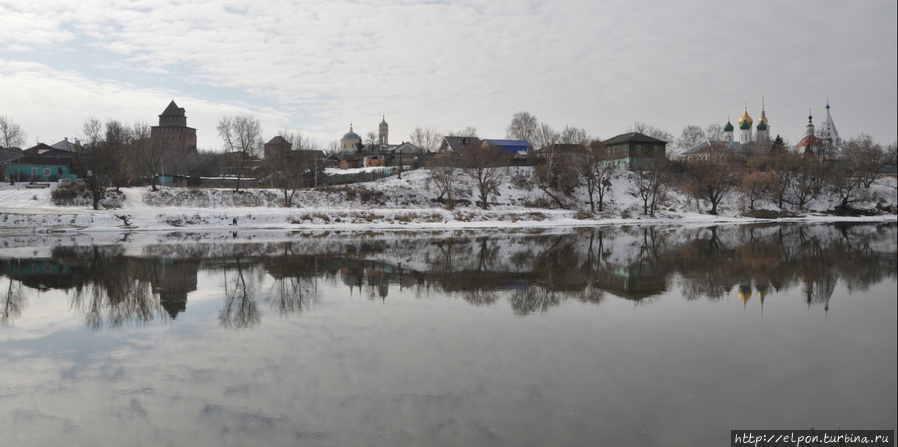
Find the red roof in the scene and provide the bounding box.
[795,135,823,148]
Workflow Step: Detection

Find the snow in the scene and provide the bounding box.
[0,167,895,236]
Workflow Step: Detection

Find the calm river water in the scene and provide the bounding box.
[1,222,895,447]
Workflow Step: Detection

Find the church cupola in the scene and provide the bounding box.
[756,99,769,143]
[738,105,753,143]
[378,115,389,145]
[723,115,734,142]
[806,111,815,137]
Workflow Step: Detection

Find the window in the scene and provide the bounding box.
[32,167,38,176]
[44,168,51,177]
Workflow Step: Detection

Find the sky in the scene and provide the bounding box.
[1,0,896,152]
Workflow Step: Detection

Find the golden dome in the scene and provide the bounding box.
[738,107,753,126]
[759,98,768,125]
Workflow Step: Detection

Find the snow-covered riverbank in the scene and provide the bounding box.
[1,168,895,234]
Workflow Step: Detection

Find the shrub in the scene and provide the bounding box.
[51,185,89,206]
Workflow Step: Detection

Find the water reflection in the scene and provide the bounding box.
[1,222,895,328]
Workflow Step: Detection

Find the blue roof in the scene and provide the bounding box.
[483,139,532,153]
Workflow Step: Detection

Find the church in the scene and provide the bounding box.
[794,101,842,158]
[682,101,770,163]
[337,116,425,169]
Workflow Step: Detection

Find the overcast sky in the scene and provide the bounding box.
[2,0,896,151]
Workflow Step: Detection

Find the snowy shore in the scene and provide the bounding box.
[1,168,895,234]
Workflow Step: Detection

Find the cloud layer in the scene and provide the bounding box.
[1,0,896,149]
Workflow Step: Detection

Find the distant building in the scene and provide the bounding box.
[599,132,667,170]
[794,101,842,158]
[151,100,197,155]
[340,124,363,150]
[682,103,772,164]
[50,137,81,152]
[263,135,291,159]
[682,140,756,165]
[6,144,75,182]
[437,136,531,156]
[438,136,481,153]
[482,139,532,155]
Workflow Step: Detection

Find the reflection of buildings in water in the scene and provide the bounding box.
[593,262,667,302]
[152,260,198,319]
[1,258,78,290]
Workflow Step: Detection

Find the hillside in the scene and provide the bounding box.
[0,166,895,233]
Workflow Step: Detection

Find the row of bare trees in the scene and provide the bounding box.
[679,135,894,215]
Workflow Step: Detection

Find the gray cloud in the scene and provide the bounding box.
[1,0,895,148]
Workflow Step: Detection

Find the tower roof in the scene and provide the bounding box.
[723,117,734,132]
[160,100,185,117]
[758,98,768,125]
[341,124,362,143]
[738,106,753,129]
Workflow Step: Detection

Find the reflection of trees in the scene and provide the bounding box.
[1,278,25,325]
[220,257,260,329]
[264,243,319,316]
[61,246,164,330]
[2,223,893,325]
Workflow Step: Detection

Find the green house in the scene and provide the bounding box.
[5,145,76,182]
[598,132,668,170]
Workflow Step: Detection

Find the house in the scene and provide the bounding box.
[482,139,532,156]
[50,137,81,152]
[438,136,481,153]
[682,140,758,165]
[263,136,292,159]
[535,143,588,166]
[5,144,75,182]
[339,148,363,169]
[598,132,667,170]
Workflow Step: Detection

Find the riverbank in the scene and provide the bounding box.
[1,168,895,233]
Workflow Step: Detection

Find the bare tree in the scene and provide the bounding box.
[125,121,167,191]
[73,119,128,210]
[844,134,888,188]
[739,170,776,211]
[463,142,511,210]
[0,115,26,149]
[533,142,578,209]
[676,125,706,154]
[632,155,668,216]
[787,154,826,211]
[559,125,589,145]
[826,159,866,211]
[683,156,742,215]
[217,115,262,192]
[705,123,723,141]
[506,111,538,141]
[446,126,478,138]
[427,152,466,208]
[409,126,442,152]
[0,116,27,184]
[365,131,378,147]
[628,122,674,144]
[578,140,618,213]
[531,123,559,151]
